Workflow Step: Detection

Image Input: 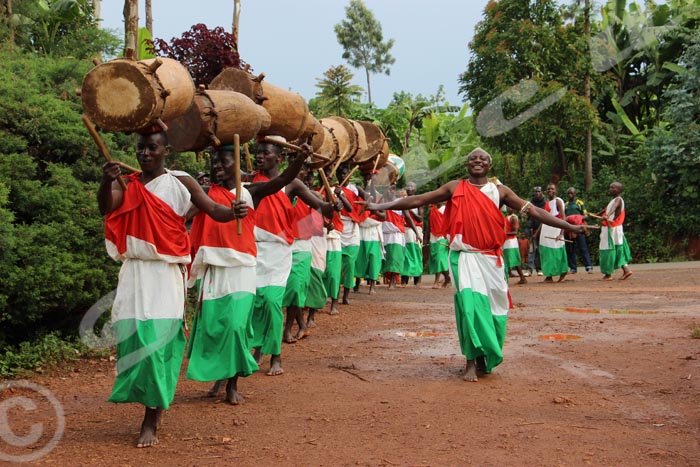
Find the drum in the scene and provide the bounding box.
[167,89,271,152]
[321,116,358,165]
[309,122,339,169]
[81,57,195,132]
[349,119,368,164]
[373,154,404,187]
[359,137,390,174]
[210,68,316,142]
[353,121,386,165]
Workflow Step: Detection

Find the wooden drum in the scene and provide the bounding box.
[210,68,316,142]
[167,89,271,152]
[81,57,195,132]
[321,116,358,165]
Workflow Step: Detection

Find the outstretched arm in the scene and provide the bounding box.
[362,181,457,211]
[97,161,125,215]
[500,185,586,235]
[179,176,245,222]
[288,178,335,219]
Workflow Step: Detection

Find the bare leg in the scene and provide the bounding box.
[328,298,339,315]
[516,266,527,284]
[442,272,451,288]
[353,277,360,292]
[306,308,317,328]
[207,379,225,397]
[253,347,262,365]
[342,286,351,305]
[388,273,397,289]
[620,265,633,280]
[368,279,376,294]
[557,271,567,282]
[267,354,284,376]
[295,307,308,340]
[283,306,298,344]
[136,407,162,448]
[225,376,245,405]
[432,274,441,289]
[463,360,478,382]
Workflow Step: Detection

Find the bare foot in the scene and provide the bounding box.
[602,274,613,281]
[253,348,262,365]
[544,277,554,283]
[295,324,309,340]
[225,377,245,405]
[476,356,487,374]
[557,272,567,282]
[432,283,440,289]
[369,286,377,295]
[283,330,297,344]
[136,407,161,448]
[442,279,451,288]
[620,271,633,280]
[517,278,528,284]
[463,360,478,382]
[341,298,350,305]
[207,379,224,397]
[267,355,284,376]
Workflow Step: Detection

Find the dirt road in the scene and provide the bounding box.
[2,263,699,466]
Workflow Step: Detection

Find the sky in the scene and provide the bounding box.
[98,0,492,108]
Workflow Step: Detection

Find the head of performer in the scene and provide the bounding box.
[465,147,492,180]
[336,163,350,186]
[256,135,286,176]
[406,181,417,196]
[532,186,544,202]
[211,144,237,189]
[136,125,169,175]
[566,187,577,202]
[546,183,558,200]
[609,181,623,197]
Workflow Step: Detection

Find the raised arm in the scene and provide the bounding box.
[97,161,126,215]
[248,152,305,208]
[287,178,335,219]
[500,185,585,234]
[179,176,244,222]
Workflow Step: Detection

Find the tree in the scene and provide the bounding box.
[334,0,395,105]
[459,0,595,182]
[312,64,364,117]
[145,0,152,35]
[151,24,242,86]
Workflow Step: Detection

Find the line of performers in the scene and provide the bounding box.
[98,130,624,447]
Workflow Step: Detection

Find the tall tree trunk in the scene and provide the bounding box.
[232,0,240,49]
[4,0,14,44]
[93,0,101,27]
[584,0,593,191]
[145,0,152,35]
[123,0,138,59]
[365,68,372,105]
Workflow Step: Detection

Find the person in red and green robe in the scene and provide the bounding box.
[539,183,569,283]
[98,130,244,448]
[361,148,587,382]
[598,181,633,281]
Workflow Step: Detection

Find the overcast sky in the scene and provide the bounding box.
[99,0,491,108]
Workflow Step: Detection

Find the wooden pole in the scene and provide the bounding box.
[262,136,330,162]
[234,134,242,235]
[243,143,253,173]
[82,115,128,191]
[339,165,360,187]
[317,169,336,205]
[545,236,573,243]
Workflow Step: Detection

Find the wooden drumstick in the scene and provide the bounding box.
[234,134,242,235]
[115,161,140,173]
[545,236,573,243]
[82,114,128,191]
[328,155,345,181]
[243,143,253,173]
[262,136,330,162]
[317,169,337,205]
[339,165,360,187]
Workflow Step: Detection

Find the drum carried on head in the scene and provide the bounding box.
[210,68,316,142]
[81,57,195,133]
[304,119,339,169]
[355,121,389,173]
[320,116,359,168]
[373,154,404,187]
[167,88,271,152]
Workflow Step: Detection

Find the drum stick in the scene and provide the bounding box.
[545,236,573,243]
[82,114,128,191]
[243,143,253,173]
[328,156,345,181]
[339,165,360,187]
[587,213,607,220]
[262,136,330,162]
[317,169,337,205]
[115,161,140,173]
[234,134,242,235]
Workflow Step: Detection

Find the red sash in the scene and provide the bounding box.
[252,173,293,244]
[340,186,362,224]
[429,205,445,237]
[104,172,189,259]
[385,210,406,233]
[444,180,505,252]
[189,184,256,258]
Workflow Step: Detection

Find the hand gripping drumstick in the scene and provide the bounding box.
[234,134,243,235]
[82,115,128,191]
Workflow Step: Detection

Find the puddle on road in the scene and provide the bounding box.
[539,333,583,341]
[555,307,660,315]
[395,331,452,338]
